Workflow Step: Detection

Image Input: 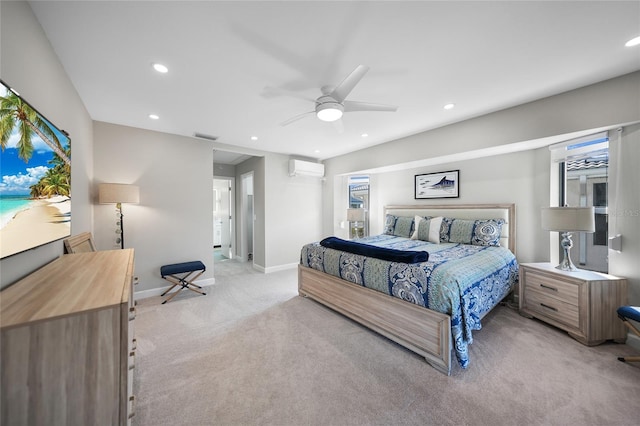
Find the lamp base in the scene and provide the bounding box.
[556,232,578,272]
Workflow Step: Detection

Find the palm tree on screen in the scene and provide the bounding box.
[0,90,71,166]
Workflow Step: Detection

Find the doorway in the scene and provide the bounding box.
[213,177,235,261]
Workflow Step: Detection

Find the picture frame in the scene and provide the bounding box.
[414,170,459,199]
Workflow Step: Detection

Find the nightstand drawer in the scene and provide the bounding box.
[522,270,579,305]
[523,287,580,329]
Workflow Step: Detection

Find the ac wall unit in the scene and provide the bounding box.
[289,159,325,178]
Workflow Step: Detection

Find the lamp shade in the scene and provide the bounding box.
[541,207,595,233]
[347,208,366,222]
[99,183,140,204]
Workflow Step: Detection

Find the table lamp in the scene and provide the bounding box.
[541,206,595,271]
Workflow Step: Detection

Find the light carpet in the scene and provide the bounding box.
[133,260,640,426]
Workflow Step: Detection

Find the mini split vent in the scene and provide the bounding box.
[288,159,325,178]
[194,132,219,141]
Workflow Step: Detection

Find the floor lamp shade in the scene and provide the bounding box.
[99,183,140,205]
[98,183,139,249]
[541,206,595,271]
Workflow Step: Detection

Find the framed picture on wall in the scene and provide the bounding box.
[414,170,459,199]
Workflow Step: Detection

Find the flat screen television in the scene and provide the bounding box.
[0,79,71,259]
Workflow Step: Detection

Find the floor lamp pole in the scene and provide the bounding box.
[117,202,125,250]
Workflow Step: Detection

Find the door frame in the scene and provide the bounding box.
[213,176,236,260]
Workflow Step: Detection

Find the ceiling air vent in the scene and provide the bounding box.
[194,132,218,141]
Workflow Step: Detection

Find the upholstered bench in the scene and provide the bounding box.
[160,261,206,304]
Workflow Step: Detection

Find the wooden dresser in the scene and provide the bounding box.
[519,262,627,345]
[1,249,136,425]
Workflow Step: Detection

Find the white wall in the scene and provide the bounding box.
[263,153,324,271]
[0,1,94,289]
[213,162,236,178]
[609,123,640,306]
[363,148,548,263]
[93,122,214,293]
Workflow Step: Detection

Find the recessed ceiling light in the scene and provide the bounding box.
[149,114,159,120]
[625,36,640,47]
[250,136,258,141]
[314,149,320,154]
[152,63,168,73]
[444,103,455,110]
[361,133,368,138]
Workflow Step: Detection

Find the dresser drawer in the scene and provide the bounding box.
[523,286,580,329]
[522,270,579,305]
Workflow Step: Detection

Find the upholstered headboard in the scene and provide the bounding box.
[384,204,516,254]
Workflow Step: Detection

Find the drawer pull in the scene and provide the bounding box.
[129,351,135,370]
[129,307,136,321]
[540,303,558,312]
[540,284,558,292]
[131,338,137,351]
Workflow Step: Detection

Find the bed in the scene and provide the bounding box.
[298,204,518,375]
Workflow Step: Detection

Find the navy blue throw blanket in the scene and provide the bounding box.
[320,237,429,263]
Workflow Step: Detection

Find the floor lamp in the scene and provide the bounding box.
[99,183,140,249]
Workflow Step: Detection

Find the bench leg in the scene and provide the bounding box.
[161,270,206,304]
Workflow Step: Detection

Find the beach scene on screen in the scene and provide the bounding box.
[0,81,71,258]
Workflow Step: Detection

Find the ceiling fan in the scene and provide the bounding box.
[276,65,398,126]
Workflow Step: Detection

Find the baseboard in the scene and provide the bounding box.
[134,277,216,300]
[626,331,640,352]
[256,262,298,274]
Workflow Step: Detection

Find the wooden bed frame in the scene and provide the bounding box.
[298,203,516,375]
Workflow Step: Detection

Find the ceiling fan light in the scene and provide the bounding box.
[625,36,640,47]
[316,104,343,122]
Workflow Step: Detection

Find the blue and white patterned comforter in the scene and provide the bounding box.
[300,234,519,368]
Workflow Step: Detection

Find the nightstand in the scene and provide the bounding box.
[519,262,628,346]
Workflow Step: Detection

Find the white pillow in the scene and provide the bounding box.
[428,217,443,244]
[410,216,422,239]
[411,215,442,244]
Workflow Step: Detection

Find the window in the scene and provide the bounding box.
[348,176,369,238]
[553,132,609,273]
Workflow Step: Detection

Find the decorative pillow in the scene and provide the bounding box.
[383,214,415,238]
[440,218,504,247]
[383,214,398,235]
[428,217,443,243]
[411,216,441,244]
[472,219,505,246]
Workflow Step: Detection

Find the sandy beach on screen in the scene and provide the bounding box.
[0,196,71,258]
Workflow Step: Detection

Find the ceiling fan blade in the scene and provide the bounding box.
[262,86,315,102]
[330,65,370,102]
[280,111,315,126]
[343,100,398,113]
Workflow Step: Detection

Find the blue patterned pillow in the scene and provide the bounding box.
[441,218,504,246]
[383,214,397,235]
[472,219,505,246]
[383,214,415,238]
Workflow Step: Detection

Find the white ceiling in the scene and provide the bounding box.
[28,1,640,164]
